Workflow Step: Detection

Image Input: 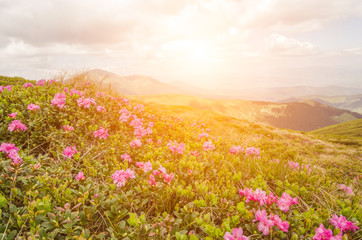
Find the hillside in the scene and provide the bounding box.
[280,94,362,114]
[0,76,361,239]
[133,94,362,131]
[311,119,362,138]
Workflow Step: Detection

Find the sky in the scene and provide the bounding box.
[0,0,362,89]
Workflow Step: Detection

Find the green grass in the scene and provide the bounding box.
[311,119,362,138]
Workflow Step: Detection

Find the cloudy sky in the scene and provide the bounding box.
[1,0,362,89]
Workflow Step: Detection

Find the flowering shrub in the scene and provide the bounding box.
[0,76,360,239]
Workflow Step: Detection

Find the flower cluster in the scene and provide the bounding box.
[167,140,185,154]
[8,120,27,132]
[148,165,174,186]
[287,161,311,173]
[119,108,131,123]
[253,210,289,235]
[239,188,278,206]
[0,85,12,92]
[277,192,298,212]
[63,146,77,159]
[37,79,47,86]
[23,82,34,88]
[0,142,22,165]
[313,224,341,240]
[77,97,96,108]
[27,103,40,111]
[136,161,152,172]
[203,141,215,151]
[223,227,249,240]
[94,127,109,139]
[230,145,243,154]
[121,153,132,162]
[75,172,85,181]
[8,112,17,118]
[96,105,105,112]
[245,147,260,157]
[51,93,66,108]
[111,169,135,187]
[63,125,74,132]
[338,184,353,195]
[130,139,142,148]
[198,132,209,139]
[329,214,359,233]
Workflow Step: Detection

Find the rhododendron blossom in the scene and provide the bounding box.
[8,120,27,132]
[338,184,353,195]
[133,104,144,112]
[69,89,83,96]
[312,224,341,240]
[136,161,152,172]
[96,106,105,112]
[77,97,96,108]
[245,147,260,157]
[96,91,105,98]
[75,172,85,181]
[253,209,274,235]
[148,175,157,186]
[329,214,359,233]
[130,139,142,148]
[8,112,17,118]
[63,125,74,132]
[230,145,242,154]
[163,173,174,183]
[167,141,185,154]
[63,146,77,159]
[111,169,135,187]
[0,142,22,166]
[94,127,109,139]
[51,93,66,108]
[27,104,40,111]
[203,141,215,151]
[277,192,298,212]
[121,153,132,162]
[223,227,249,240]
[198,132,209,139]
[37,79,46,86]
[270,213,289,232]
[23,82,34,88]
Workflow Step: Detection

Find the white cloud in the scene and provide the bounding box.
[266,33,320,56]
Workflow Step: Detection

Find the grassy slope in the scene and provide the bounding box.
[133,94,362,131]
[311,119,362,138]
[0,77,361,239]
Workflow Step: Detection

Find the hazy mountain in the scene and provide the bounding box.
[280,94,362,114]
[82,69,188,95]
[133,94,362,131]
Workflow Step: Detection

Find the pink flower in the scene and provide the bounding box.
[121,153,132,162]
[8,112,17,118]
[329,214,359,233]
[245,147,260,157]
[69,89,83,96]
[63,146,77,159]
[163,173,174,183]
[159,165,167,174]
[94,194,99,198]
[198,132,209,139]
[27,104,40,111]
[130,139,142,148]
[96,106,105,112]
[77,97,96,108]
[23,82,34,88]
[264,193,278,205]
[153,170,160,176]
[230,145,242,154]
[96,91,105,98]
[37,79,47,86]
[203,141,215,151]
[63,125,74,132]
[51,93,66,108]
[8,120,27,132]
[167,141,185,154]
[75,172,85,181]
[277,192,298,212]
[253,209,274,235]
[94,127,109,139]
[270,213,289,232]
[148,175,157,186]
[338,184,353,195]
[223,227,249,240]
[312,224,342,240]
[133,104,144,112]
[111,169,135,188]
[0,142,22,166]
[146,138,153,144]
[136,161,152,172]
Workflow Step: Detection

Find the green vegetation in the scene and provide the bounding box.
[0,76,361,239]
